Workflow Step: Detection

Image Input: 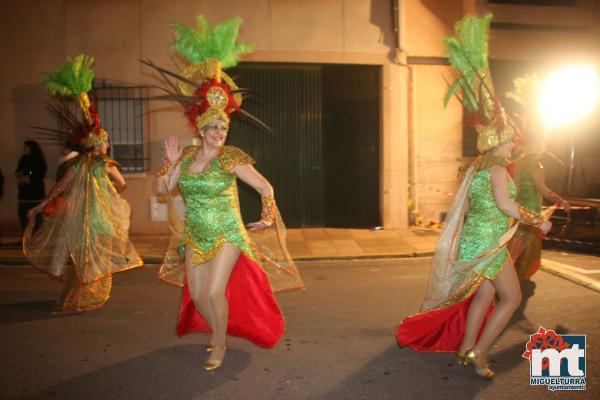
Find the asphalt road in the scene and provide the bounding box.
[0,258,598,400]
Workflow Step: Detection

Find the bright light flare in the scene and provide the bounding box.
[539,65,599,129]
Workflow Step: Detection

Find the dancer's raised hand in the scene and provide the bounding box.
[164,133,183,164]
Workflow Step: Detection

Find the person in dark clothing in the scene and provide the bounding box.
[15,140,47,231]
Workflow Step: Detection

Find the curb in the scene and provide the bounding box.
[540,258,600,294]
[292,251,435,262]
[0,251,436,266]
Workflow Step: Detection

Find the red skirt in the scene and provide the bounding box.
[396,292,494,352]
[177,252,285,348]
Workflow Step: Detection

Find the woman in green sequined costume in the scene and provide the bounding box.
[509,155,569,279]
[24,55,142,312]
[26,140,142,312]
[163,119,294,371]
[397,14,551,379]
[148,16,303,371]
[505,74,570,280]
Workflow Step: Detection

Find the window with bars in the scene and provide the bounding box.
[93,82,150,172]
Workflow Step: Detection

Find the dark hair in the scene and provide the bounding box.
[24,141,45,160]
[23,140,47,175]
[65,141,83,153]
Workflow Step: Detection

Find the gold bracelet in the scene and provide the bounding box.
[155,158,172,177]
[518,205,543,227]
[260,195,276,224]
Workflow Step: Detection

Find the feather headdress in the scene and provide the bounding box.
[141,15,270,132]
[36,54,108,148]
[443,14,516,153]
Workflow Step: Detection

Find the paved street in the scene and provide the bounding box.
[0,258,598,400]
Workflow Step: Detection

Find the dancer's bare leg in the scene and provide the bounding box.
[206,243,240,365]
[185,245,215,340]
[457,279,496,355]
[471,257,521,367]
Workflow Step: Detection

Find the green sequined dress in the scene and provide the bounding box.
[166,145,304,348]
[178,145,258,265]
[458,160,516,280]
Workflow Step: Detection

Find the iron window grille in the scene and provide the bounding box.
[92,81,150,172]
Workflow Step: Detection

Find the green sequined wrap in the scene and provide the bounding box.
[23,153,142,311]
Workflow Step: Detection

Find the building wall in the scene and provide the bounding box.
[1,0,598,235]
[403,0,465,224]
[0,0,408,235]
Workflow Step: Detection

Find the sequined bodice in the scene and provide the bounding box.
[465,169,516,225]
[177,146,257,263]
[179,157,238,215]
[457,166,516,276]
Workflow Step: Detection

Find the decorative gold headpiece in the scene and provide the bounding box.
[140,15,271,134]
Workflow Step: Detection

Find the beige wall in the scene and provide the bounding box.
[409,64,465,224]
[404,0,463,57]
[0,0,408,235]
[403,0,465,225]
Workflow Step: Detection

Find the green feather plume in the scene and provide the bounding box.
[44,54,95,97]
[443,13,492,112]
[170,15,253,68]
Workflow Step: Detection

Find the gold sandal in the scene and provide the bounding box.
[203,345,227,372]
[464,349,495,379]
[455,349,468,366]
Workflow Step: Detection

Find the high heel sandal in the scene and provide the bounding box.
[203,346,227,372]
[464,349,495,379]
[455,349,468,366]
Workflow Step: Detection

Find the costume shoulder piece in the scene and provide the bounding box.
[71,153,117,172]
[155,146,198,177]
[180,145,199,162]
[98,153,119,167]
[476,154,510,172]
[218,145,255,173]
